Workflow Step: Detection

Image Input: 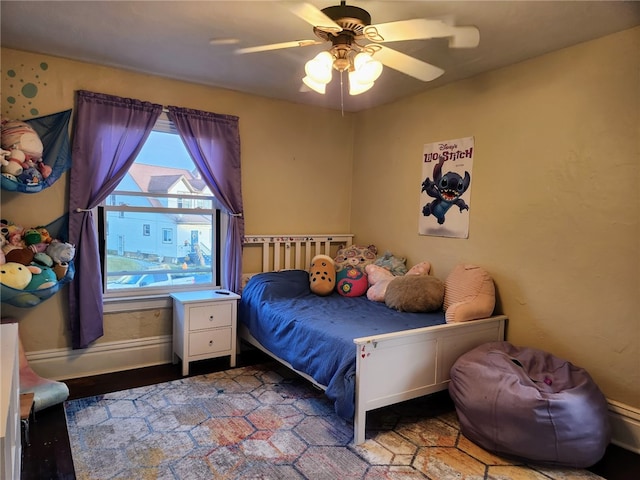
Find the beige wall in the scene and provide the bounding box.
[2,27,638,409]
[1,48,354,350]
[351,27,640,408]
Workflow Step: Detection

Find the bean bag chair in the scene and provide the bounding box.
[449,341,610,468]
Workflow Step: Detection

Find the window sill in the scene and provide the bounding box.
[103,294,172,313]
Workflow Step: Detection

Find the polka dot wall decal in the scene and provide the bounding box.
[2,60,50,116]
[22,83,38,98]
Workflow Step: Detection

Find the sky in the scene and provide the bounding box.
[136,131,194,170]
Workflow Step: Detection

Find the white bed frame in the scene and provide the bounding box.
[240,234,507,445]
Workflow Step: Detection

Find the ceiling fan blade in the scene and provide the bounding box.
[289,2,342,33]
[235,39,322,54]
[364,19,453,42]
[373,45,445,82]
[364,19,480,48]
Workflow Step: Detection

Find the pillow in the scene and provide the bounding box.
[334,244,377,273]
[444,264,496,323]
[336,265,368,297]
[365,263,394,302]
[385,275,445,312]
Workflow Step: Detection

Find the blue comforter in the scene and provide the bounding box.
[238,270,446,419]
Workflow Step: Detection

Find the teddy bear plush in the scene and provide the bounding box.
[309,254,336,296]
[334,244,377,272]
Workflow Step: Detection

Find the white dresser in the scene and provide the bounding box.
[171,290,241,376]
[1,322,21,480]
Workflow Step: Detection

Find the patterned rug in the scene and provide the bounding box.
[65,362,603,480]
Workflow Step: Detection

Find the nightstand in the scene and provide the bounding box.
[171,290,241,376]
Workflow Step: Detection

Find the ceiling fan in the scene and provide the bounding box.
[235,1,480,96]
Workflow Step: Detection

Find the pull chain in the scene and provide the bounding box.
[340,70,345,117]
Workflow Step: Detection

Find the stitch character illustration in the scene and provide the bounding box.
[421,158,470,224]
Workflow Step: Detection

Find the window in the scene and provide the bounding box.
[100,114,221,296]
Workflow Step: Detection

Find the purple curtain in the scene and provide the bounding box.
[167,107,244,292]
[68,91,162,349]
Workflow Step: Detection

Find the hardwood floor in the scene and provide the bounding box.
[21,351,640,480]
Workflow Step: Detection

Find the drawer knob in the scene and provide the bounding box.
[209,315,214,321]
[209,340,213,346]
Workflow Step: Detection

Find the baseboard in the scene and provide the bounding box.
[608,400,640,454]
[25,335,173,381]
[24,337,640,455]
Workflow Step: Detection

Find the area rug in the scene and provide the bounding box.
[65,362,604,480]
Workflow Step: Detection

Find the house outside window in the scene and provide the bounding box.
[100,114,222,296]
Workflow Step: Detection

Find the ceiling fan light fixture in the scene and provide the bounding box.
[348,72,374,95]
[304,51,334,84]
[303,75,327,94]
[352,52,383,83]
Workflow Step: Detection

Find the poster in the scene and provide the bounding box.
[418,137,474,238]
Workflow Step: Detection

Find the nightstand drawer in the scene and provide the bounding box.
[189,328,232,356]
[189,303,232,330]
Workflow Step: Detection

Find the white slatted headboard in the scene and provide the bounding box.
[242,234,353,287]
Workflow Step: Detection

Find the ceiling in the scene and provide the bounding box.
[2,1,639,113]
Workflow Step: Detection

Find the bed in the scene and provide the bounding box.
[239,234,507,445]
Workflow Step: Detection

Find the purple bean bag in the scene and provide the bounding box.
[449,341,610,468]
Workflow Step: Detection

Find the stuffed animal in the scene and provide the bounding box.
[365,264,394,302]
[52,262,69,281]
[332,244,377,297]
[385,275,445,313]
[334,244,377,273]
[1,119,46,184]
[26,264,57,290]
[366,260,433,302]
[309,254,336,296]
[35,226,53,244]
[5,248,34,266]
[18,164,44,185]
[33,252,53,267]
[0,262,37,290]
[374,251,408,276]
[0,148,23,179]
[46,240,75,264]
[336,265,369,297]
[0,235,6,265]
[23,228,42,246]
